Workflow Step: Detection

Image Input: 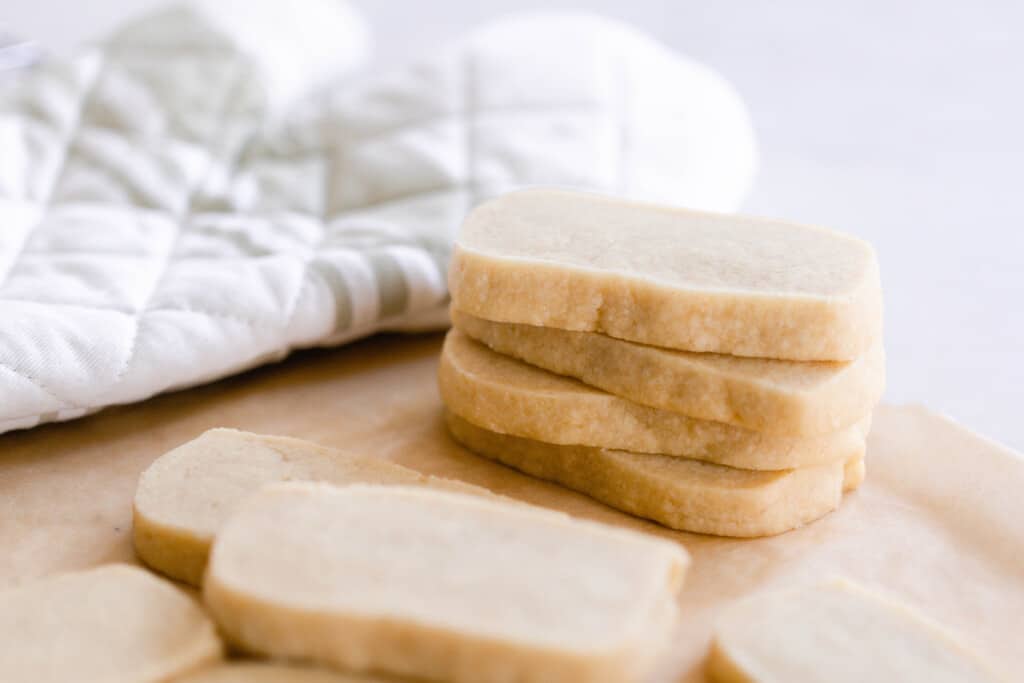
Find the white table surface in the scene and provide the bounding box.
[7,0,1023,450]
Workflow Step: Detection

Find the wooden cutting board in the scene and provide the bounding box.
[1,332,1021,681]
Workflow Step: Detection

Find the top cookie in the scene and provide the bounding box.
[450,189,882,360]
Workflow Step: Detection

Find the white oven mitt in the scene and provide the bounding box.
[0,0,756,433]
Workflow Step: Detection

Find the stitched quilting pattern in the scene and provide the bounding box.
[0,3,756,433]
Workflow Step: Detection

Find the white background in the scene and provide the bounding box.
[6,0,1023,449]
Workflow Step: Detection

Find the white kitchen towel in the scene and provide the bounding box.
[0,0,757,434]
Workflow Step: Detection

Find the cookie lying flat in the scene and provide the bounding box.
[453,309,885,435]
[708,579,1004,682]
[439,330,869,469]
[446,412,862,537]
[449,188,882,361]
[134,428,486,586]
[175,663,382,682]
[0,564,221,683]
[205,483,689,683]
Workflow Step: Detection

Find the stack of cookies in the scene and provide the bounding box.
[440,188,885,537]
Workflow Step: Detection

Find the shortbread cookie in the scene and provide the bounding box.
[449,189,882,361]
[708,579,1004,682]
[446,413,862,537]
[204,484,689,683]
[439,331,869,469]
[175,663,380,682]
[453,309,885,435]
[0,564,221,683]
[134,428,486,586]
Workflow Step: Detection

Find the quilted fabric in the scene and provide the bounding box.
[0,1,757,434]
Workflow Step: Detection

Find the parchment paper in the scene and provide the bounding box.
[1,333,1021,681]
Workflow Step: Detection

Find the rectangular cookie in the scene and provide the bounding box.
[453,308,885,435]
[446,411,863,537]
[449,188,882,361]
[133,428,488,586]
[439,330,869,470]
[204,483,689,683]
[709,579,1004,682]
[0,565,221,682]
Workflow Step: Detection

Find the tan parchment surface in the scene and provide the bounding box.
[0,334,1020,681]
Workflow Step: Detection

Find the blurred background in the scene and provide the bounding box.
[7,0,1023,449]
